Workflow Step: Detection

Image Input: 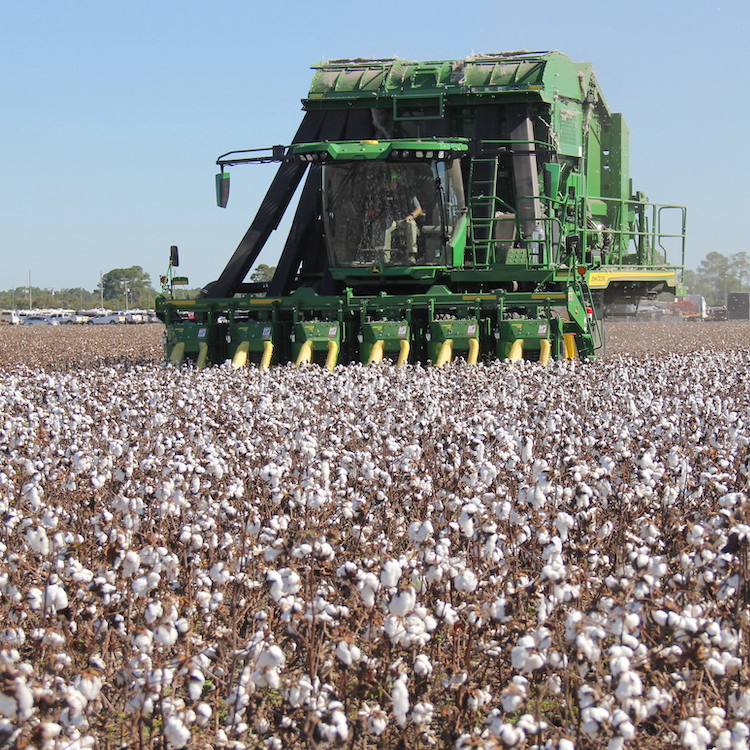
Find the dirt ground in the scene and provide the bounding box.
[0,319,748,369]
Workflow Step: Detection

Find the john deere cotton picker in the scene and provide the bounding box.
[156,50,685,369]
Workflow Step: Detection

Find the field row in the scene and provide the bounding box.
[1,331,749,747]
[1,320,750,369]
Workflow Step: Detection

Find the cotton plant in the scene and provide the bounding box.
[2,335,750,747]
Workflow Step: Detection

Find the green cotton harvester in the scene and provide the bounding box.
[156,51,685,369]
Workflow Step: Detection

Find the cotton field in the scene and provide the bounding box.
[1,322,750,749]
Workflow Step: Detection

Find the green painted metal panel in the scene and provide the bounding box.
[306,52,596,105]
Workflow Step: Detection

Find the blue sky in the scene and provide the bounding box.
[2,0,747,293]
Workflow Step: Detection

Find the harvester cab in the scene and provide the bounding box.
[303,139,467,282]
[157,51,686,370]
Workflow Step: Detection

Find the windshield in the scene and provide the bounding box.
[322,160,465,268]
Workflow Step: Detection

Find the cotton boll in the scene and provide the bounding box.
[414,653,433,677]
[391,675,409,726]
[381,560,402,588]
[145,600,164,623]
[454,569,478,593]
[390,588,416,617]
[336,641,362,667]
[357,573,380,607]
[44,580,68,614]
[501,676,528,713]
[164,715,191,748]
[195,702,212,727]
[26,588,43,611]
[364,708,388,736]
[411,701,434,725]
[154,624,178,647]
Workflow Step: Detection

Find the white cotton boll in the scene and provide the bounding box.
[336,641,362,667]
[257,644,285,672]
[132,576,150,597]
[487,596,510,622]
[716,731,734,750]
[391,675,409,726]
[582,706,609,739]
[680,718,712,750]
[500,675,528,713]
[74,672,103,701]
[45,582,68,613]
[209,562,231,585]
[0,694,17,719]
[357,573,380,607]
[381,560,402,588]
[412,702,434,725]
[501,690,525,713]
[414,654,433,677]
[26,526,50,555]
[121,550,141,578]
[15,680,33,721]
[390,588,416,617]
[521,437,533,463]
[366,710,388,736]
[732,723,750,750]
[164,714,191,748]
[26,588,43,611]
[616,671,643,700]
[188,669,204,702]
[707,657,726,676]
[454,569,478,593]
[132,629,153,653]
[154,625,178,647]
[195,702,212,727]
[409,520,434,544]
[145,601,164,623]
[37,722,62,742]
[266,570,284,602]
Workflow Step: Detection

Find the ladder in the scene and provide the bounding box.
[467,157,499,266]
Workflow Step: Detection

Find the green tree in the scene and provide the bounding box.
[100,266,155,309]
[696,252,735,305]
[731,251,750,290]
[249,264,276,283]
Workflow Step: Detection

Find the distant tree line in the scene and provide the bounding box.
[0,266,156,310]
[0,264,279,310]
[684,252,750,306]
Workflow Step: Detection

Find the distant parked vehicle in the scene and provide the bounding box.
[88,313,126,325]
[47,312,87,325]
[60,313,89,325]
[22,315,59,326]
[0,311,22,325]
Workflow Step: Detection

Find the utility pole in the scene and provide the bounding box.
[121,280,130,312]
[28,272,32,310]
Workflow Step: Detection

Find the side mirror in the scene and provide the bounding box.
[216,171,230,208]
[170,245,180,267]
